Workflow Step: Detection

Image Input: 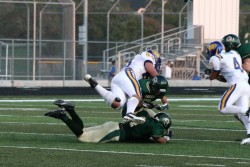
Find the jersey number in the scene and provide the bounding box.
[233,57,241,70]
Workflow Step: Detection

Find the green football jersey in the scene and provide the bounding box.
[238,43,250,60]
[237,43,250,84]
[121,110,166,142]
[139,79,166,103]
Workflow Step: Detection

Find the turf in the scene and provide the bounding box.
[0,95,250,167]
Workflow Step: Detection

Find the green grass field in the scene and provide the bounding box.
[0,95,250,167]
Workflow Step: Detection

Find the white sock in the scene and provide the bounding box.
[95,85,116,105]
[126,96,139,115]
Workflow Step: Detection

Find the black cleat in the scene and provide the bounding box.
[84,74,98,88]
[53,99,65,107]
[44,109,66,119]
[53,100,75,111]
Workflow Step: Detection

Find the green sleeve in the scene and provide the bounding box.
[238,44,250,60]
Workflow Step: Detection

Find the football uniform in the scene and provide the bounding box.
[111,51,158,108]
[139,79,166,103]
[121,110,166,141]
[237,43,250,84]
[78,110,166,143]
[209,50,250,114]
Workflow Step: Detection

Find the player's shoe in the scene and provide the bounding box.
[84,74,98,88]
[123,113,145,123]
[53,99,75,111]
[44,109,66,119]
[241,134,250,145]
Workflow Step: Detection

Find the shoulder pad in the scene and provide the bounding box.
[215,54,223,60]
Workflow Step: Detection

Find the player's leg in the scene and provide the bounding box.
[219,83,249,114]
[53,99,83,129]
[84,74,121,108]
[45,109,83,137]
[113,69,144,122]
[78,121,121,143]
[235,113,250,145]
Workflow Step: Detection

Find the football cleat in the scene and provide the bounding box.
[84,74,98,88]
[241,134,250,145]
[123,113,145,123]
[44,109,66,119]
[53,99,75,111]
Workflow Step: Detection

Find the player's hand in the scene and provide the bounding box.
[142,102,154,109]
[204,68,211,75]
[166,130,174,138]
[154,103,169,111]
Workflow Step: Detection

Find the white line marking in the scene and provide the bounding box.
[0,145,249,161]
[186,163,225,166]
[0,98,220,102]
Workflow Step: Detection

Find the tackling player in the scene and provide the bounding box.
[84,50,161,123]
[44,100,173,144]
[206,39,250,145]
[122,75,169,117]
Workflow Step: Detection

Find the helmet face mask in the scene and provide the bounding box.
[154,112,172,131]
[150,75,169,96]
[221,34,241,51]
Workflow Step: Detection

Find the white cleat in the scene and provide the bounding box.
[84,74,98,88]
[123,113,145,123]
[84,74,92,81]
[241,137,250,145]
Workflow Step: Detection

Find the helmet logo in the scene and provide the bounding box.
[208,43,218,51]
[226,36,235,42]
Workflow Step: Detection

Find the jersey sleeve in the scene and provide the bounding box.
[141,51,155,65]
[209,55,221,71]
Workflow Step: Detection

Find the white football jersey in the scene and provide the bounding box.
[209,50,249,85]
[124,51,156,80]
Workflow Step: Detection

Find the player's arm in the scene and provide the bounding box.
[152,136,171,144]
[145,61,159,77]
[209,70,227,82]
[243,58,250,73]
[209,56,227,82]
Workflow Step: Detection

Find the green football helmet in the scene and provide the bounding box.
[150,75,169,96]
[221,34,241,51]
[154,112,172,130]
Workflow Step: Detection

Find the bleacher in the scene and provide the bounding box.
[101,25,209,80]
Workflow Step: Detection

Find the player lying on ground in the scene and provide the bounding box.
[44,100,173,143]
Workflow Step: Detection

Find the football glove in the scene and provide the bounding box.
[154,103,169,111]
[163,130,174,141]
[142,102,154,109]
[204,68,211,75]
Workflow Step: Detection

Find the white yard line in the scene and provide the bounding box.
[0,98,220,102]
[0,145,249,162]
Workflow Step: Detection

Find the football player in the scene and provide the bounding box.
[121,75,169,117]
[206,40,250,145]
[44,100,173,143]
[222,34,250,144]
[84,50,161,123]
[237,43,250,83]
